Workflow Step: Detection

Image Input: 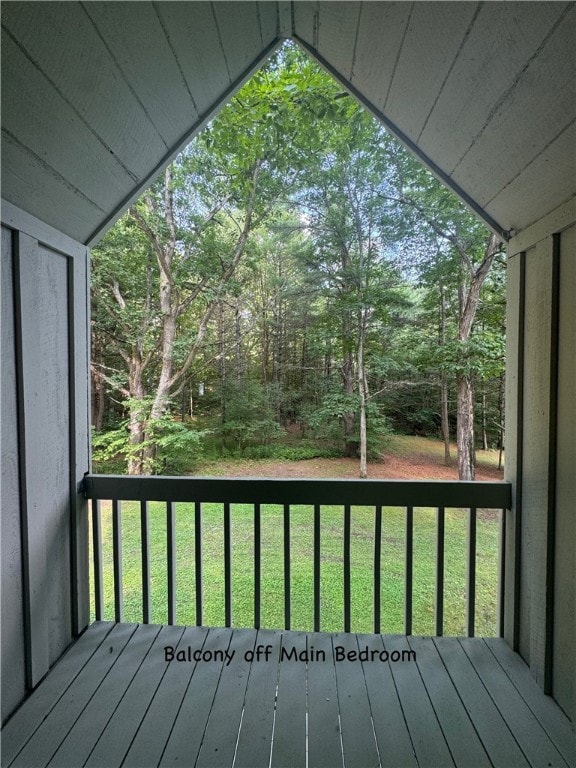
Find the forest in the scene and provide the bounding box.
[90,44,506,481]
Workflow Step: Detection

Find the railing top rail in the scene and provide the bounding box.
[82,474,511,509]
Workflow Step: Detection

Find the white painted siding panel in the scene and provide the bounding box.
[1,226,26,724]
[504,252,521,647]
[554,223,575,722]
[521,240,553,686]
[70,243,91,634]
[20,243,73,666]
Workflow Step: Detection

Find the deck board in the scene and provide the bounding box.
[159,626,232,767]
[434,636,531,768]
[121,625,209,768]
[269,631,307,768]
[1,620,114,766]
[407,636,491,768]
[84,624,186,768]
[306,632,343,768]
[384,634,455,767]
[2,622,573,768]
[484,637,575,765]
[10,623,138,768]
[359,633,418,768]
[233,629,282,768]
[195,629,257,767]
[332,632,380,767]
[47,623,162,768]
[460,637,571,768]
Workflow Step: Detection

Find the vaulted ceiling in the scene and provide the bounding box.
[2,1,575,245]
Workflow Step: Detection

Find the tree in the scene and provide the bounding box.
[92,43,506,480]
[91,45,349,473]
[363,139,505,479]
[295,107,408,475]
[92,144,267,472]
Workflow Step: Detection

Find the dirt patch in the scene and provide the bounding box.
[197,438,504,482]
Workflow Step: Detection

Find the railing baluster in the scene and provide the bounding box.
[83,476,511,637]
[91,498,103,621]
[224,502,232,627]
[167,502,176,625]
[112,499,123,622]
[314,504,320,632]
[467,507,477,637]
[194,501,203,626]
[141,501,150,623]
[435,507,445,636]
[344,504,351,633]
[283,503,291,630]
[373,505,382,634]
[498,508,506,637]
[405,506,413,635]
[254,503,261,629]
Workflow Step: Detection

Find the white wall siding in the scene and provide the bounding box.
[506,201,576,724]
[521,239,553,682]
[0,203,90,720]
[1,226,26,724]
[554,223,575,721]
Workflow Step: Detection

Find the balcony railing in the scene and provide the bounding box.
[82,475,512,638]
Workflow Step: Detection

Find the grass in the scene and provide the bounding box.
[90,500,501,637]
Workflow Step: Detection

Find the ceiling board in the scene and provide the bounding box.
[2,2,167,179]
[212,2,267,77]
[1,31,133,212]
[83,2,198,147]
[153,2,231,120]
[292,1,317,49]
[1,1,574,242]
[1,132,104,242]
[453,6,576,206]
[418,3,567,171]
[383,2,479,141]
[349,2,411,104]
[258,0,282,44]
[316,1,362,81]
[486,123,576,234]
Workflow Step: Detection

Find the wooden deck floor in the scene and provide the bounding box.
[2,622,574,768]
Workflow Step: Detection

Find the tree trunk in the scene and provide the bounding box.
[456,372,475,481]
[441,377,451,466]
[438,282,451,465]
[235,304,243,381]
[358,310,368,478]
[127,358,146,475]
[342,348,355,454]
[455,233,502,479]
[218,300,227,425]
[481,390,489,451]
[90,335,106,430]
[497,373,505,471]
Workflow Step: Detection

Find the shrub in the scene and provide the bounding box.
[91,418,210,475]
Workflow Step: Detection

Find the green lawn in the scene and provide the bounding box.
[90,501,500,636]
